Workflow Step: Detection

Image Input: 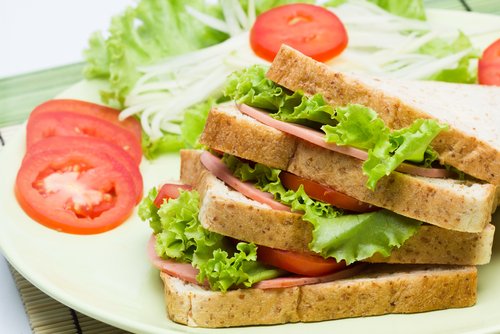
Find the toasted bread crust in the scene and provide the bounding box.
[161,265,477,327]
[266,45,500,185]
[199,105,496,232]
[180,149,494,265]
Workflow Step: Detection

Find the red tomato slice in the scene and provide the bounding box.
[257,245,345,276]
[280,171,375,212]
[478,38,500,86]
[26,136,143,203]
[16,147,136,234]
[250,3,348,62]
[30,99,142,141]
[154,183,193,208]
[26,111,142,164]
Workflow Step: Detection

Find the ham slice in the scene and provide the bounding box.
[200,151,291,211]
[237,104,453,179]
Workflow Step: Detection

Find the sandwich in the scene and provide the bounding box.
[139,45,498,328]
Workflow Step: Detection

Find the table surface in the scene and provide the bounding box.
[0,1,498,333]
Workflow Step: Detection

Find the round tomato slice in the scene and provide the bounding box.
[16,147,136,234]
[154,183,193,208]
[478,38,500,86]
[250,3,348,62]
[280,171,375,212]
[257,245,345,276]
[30,99,142,142]
[25,136,143,203]
[26,111,142,164]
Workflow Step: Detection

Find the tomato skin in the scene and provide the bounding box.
[280,171,375,212]
[257,245,346,276]
[250,4,348,62]
[25,136,143,203]
[478,38,500,86]
[26,111,142,164]
[154,183,193,208]
[15,147,136,234]
[30,99,142,141]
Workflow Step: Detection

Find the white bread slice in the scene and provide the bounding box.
[267,45,500,185]
[160,264,477,328]
[199,104,497,233]
[180,149,494,265]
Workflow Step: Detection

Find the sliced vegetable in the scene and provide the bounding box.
[16,147,136,234]
[26,111,142,165]
[25,136,143,203]
[280,171,375,212]
[30,99,142,142]
[250,3,348,62]
[200,151,291,211]
[257,245,346,276]
[478,38,500,86]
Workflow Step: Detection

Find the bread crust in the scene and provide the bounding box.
[180,149,494,265]
[266,45,500,185]
[160,265,477,328]
[199,105,496,232]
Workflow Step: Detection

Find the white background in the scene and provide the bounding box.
[0,1,133,332]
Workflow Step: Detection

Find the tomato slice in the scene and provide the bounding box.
[250,3,348,62]
[280,171,375,212]
[153,183,193,208]
[257,245,346,276]
[25,136,143,203]
[30,99,142,141]
[16,147,136,234]
[26,111,142,164]
[478,38,500,86]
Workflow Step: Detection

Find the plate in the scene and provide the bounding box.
[1,8,500,334]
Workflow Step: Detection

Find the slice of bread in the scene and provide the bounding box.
[180,149,494,265]
[199,104,497,233]
[267,45,500,185]
[161,264,477,328]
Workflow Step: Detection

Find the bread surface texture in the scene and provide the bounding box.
[199,105,497,233]
[266,45,500,185]
[160,265,477,328]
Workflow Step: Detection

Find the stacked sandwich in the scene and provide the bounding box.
[140,45,499,328]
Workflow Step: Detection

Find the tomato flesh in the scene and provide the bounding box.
[154,183,193,208]
[250,4,348,62]
[30,99,142,141]
[280,171,375,212]
[26,111,142,164]
[26,136,143,203]
[478,38,500,86]
[257,245,346,276]
[16,148,136,234]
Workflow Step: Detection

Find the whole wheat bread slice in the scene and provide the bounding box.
[267,45,500,185]
[199,104,497,233]
[161,264,477,328]
[180,149,494,265]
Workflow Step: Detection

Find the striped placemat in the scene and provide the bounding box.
[0,1,497,333]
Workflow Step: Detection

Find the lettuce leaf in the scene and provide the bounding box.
[197,242,282,292]
[418,32,479,83]
[367,0,426,20]
[323,105,448,189]
[223,154,421,264]
[139,187,281,291]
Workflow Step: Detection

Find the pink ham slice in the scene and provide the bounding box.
[200,151,291,211]
[148,235,365,290]
[237,104,453,179]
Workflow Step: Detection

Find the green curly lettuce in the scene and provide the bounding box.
[139,187,281,291]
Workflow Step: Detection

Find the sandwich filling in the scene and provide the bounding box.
[223,65,454,190]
